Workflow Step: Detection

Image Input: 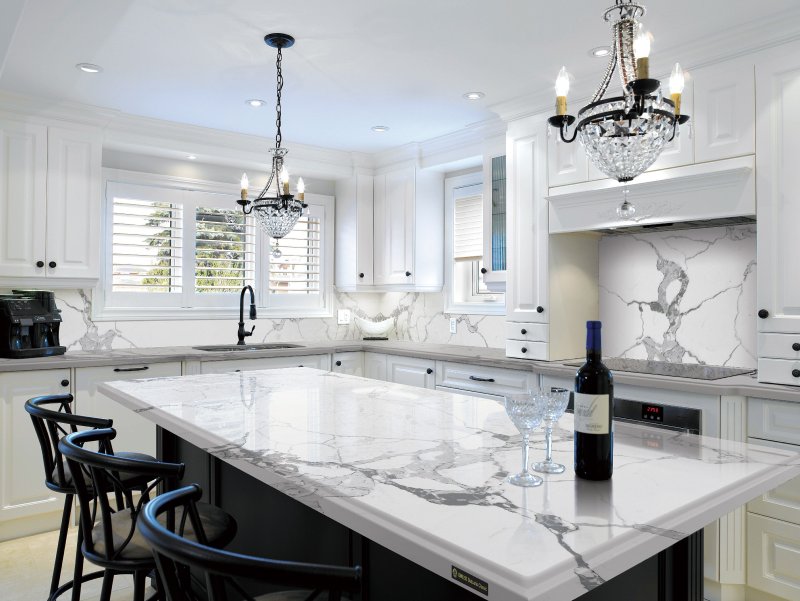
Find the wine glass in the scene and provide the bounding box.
[532,388,571,474]
[504,392,546,487]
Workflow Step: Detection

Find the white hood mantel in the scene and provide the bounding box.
[546,155,755,234]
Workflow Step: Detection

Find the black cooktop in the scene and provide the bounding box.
[562,357,755,380]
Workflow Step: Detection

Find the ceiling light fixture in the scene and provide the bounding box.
[463,92,485,100]
[371,125,390,133]
[245,99,266,107]
[590,46,611,57]
[237,33,305,240]
[548,1,690,184]
[75,63,102,73]
[186,154,197,160]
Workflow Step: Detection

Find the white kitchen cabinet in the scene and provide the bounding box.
[436,361,537,398]
[75,362,181,458]
[0,119,101,287]
[747,513,800,600]
[0,368,71,540]
[331,352,364,376]
[200,354,330,374]
[334,174,374,290]
[547,127,588,187]
[373,164,444,291]
[364,352,387,381]
[481,135,507,292]
[385,355,435,389]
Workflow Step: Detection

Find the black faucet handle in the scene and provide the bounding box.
[246,325,255,337]
[249,304,257,320]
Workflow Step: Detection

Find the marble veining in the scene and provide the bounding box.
[600,225,756,368]
[101,368,799,601]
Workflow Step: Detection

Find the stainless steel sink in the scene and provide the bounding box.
[192,343,304,352]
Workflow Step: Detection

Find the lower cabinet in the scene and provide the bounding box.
[75,362,182,458]
[747,513,800,599]
[331,352,364,376]
[385,355,435,389]
[364,352,387,381]
[200,354,330,374]
[0,368,71,540]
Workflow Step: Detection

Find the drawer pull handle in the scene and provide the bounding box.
[469,375,495,382]
[113,366,150,373]
[758,309,769,319]
[521,328,527,335]
[521,347,528,354]
[480,267,487,274]
[426,368,433,375]
[48,261,57,269]
[536,306,544,314]
[359,273,365,278]
[60,379,70,387]
[36,260,44,268]
[405,271,412,277]
[335,360,342,367]
[793,343,800,352]
[793,369,800,378]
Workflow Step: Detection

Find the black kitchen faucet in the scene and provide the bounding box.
[237,285,257,345]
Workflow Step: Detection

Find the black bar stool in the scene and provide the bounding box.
[139,484,362,601]
[25,393,157,601]
[59,428,237,601]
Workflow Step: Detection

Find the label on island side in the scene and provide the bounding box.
[451,565,488,596]
[574,393,610,434]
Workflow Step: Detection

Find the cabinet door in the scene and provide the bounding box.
[374,167,414,285]
[201,354,330,374]
[46,126,102,281]
[547,129,588,187]
[385,355,435,389]
[694,60,755,163]
[0,368,70,526]
[332,352,364,376]
[756,43,800,334]
[482,135,507,290]
[0,119,47,279]
[75,362,181,457]
[747,513,800,600]
[646,77,695,171]
[363,352,387,381]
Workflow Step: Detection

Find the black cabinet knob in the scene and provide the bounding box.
[793,369,800,378]
[480,267,487,274]
[758,309,769,319]
[36,260,44,268]
[521,328,527,335]
[426,368,433,375]
[793,343,800,352]
[60,379,69,387]
[48,261,57,268]
[405,271,411,277]
[536,306,544,313]
[521,347,528,354]
[358,273,365,278]
[335,360,342,367]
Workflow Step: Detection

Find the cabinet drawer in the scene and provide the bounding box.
[436,361,536,397]
[749,398,800,445]
[505,340,547,360]
[757,358,800,386]
[759,333,800,360]
[747,438,800,525]
[746,513,800,599]
[504,322,548,342]
[201,354,330,374]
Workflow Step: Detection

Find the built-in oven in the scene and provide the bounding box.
[564,394,703,435]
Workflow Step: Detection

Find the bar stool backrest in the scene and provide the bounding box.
[139,485,362,601]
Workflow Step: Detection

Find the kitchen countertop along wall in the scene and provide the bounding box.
[3,340,800,404]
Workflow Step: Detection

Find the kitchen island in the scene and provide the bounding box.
[99,368,800,601]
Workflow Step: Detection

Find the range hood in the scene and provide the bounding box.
[547,155,755,234]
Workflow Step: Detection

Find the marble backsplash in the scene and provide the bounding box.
[47,289,506,351]
[599,224,757,368]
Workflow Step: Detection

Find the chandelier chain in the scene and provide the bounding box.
[275,45,283,151]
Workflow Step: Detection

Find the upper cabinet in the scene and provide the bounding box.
[0,118,102,287]
[335,164,444,292]
[481,135,507,292]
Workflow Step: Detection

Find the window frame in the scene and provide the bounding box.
[444,172,505,315]
[94,169,333,321]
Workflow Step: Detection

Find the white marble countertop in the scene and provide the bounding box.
[100,368,800,601]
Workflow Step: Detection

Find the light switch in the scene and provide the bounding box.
[449,317,457,334]
[338,309,351,325]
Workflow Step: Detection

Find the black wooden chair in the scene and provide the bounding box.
[138,484,362,601]
[25,393,156,601]
[59,428,237,601]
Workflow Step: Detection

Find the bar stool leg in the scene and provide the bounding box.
[50,494,73,595]
[99,571,114,601]
[70,520,85,601]
[133,570,147,601]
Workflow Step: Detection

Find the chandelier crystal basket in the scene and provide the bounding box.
[547,1,690,183]
[237,33,306,239]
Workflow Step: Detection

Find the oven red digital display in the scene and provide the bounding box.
[641,403,664,422]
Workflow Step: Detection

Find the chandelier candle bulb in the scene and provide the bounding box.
[555,66,570,116]
[296,177,305,201]
[280,166,290,194]
[669,63,685,116]
[633,28,651,79]
[240,173,249,200]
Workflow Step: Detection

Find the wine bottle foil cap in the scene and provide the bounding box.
[587,321,602,329]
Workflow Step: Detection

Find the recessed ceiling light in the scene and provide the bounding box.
[371,125,390,133]
[463,92,485,101]
[76,63,102,73]
[590,46,611,58]
[245,99,266,107]
[186,154,197,160]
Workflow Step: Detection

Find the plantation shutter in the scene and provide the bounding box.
[110,197,183,293]
[453,193,483,262]
[268,214,321,294]
[194,207,255,293]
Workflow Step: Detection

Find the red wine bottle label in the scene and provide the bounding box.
[574,393,610,434]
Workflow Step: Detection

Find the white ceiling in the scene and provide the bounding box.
[1,0,799,153]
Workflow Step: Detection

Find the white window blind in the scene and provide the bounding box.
[268,214,321,294]
[194,207,255,294]
[111,197,183,293]
[453,193,483,262]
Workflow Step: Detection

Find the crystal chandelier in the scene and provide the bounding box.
[238,33,306,239]
[547,1,690,183]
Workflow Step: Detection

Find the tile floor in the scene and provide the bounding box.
[0,526,154,601]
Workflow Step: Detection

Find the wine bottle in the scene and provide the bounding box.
[574,320,614,480]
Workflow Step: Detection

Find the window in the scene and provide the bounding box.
[98,171,332,319]
[444,172,504,314]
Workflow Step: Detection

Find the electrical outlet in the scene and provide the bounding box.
[449,317,457,334]
[337,309,351,325]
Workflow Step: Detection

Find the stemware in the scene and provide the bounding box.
[504,392,546,487]
[532,388,571,474]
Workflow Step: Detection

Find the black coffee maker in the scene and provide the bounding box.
[0,290,66,358]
